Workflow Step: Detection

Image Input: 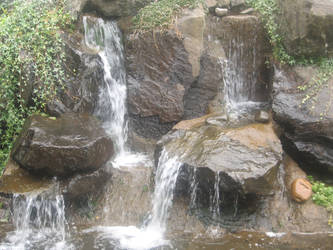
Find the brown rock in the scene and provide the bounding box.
[11,113,114,177]
[291,178,312,202]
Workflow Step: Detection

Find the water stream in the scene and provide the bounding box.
[85,149,181,249]
[83,16,146,167]
[0,190,71,250]
[220,30,266,119]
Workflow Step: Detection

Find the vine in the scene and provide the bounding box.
[246,0,333,118]
[0,0,73,172]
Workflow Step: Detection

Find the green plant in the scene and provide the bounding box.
[0,0,73,173]
[246,0,295,65]
[247,0,333,117]
[297,58,333,117]
[132,0,203,32]
[308,176,333,228]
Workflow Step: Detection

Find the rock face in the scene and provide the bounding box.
[272,67,333,174]
[277,0,333,57]
[66,0,152,19]
[125,8,272,139]
[11,114,114,177]
[46,31,104,117]
[291,178,312,202]
[125,7,206,138]
[156,122,282,216]
[62,164,112,203]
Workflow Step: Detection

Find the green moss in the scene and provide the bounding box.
[132,0,203,32]
[0,0,73,173]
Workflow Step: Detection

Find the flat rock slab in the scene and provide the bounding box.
[12,113,114,177]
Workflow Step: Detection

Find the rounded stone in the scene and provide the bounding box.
[291,178,312,202]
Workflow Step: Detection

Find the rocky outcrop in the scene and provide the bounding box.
[276,0,333,58]
[62,164,112,203]
[66,0,152,19]
[272,67,333,174]
[126,7,272,138]
[11,113,114,177]
[46,31,104,117]
[125,7,206,138]
[156,122,282,218]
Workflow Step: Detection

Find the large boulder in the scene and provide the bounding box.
[276,0,333,58]
[11,113,114,177]
[156,122,282,216]
[272,67,333,174]
[125,7,206,138]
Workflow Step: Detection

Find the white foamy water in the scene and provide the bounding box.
[0,192,73,250]
[219,31,266,119]
[85,149,181,249]
[83,16,147,168]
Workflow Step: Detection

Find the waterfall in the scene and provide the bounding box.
[83,16,146,167]
[85,149,181,249]
[0,192,71,250]
[211,171,221,218]
[220,23,266,118]
[83,16,127,156]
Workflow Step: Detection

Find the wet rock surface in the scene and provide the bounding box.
[272,67,333,174]
[157,122,283,221]
[62,164,112,204]
[11,113,114,177]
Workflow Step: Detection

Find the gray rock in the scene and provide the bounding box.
[272,67,333,175]
[276,0,333,57]
[11,113,114,177]
[255,110,270,123]
[206,114,228,126]
[62,165,112,202]
[215,7,228,17]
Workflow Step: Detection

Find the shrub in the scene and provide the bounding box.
[0,0,72,172]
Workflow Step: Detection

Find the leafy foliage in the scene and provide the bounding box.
[246,0,295,65]
[308,176,333,228]
[0,0,72,172]
[247,0,333,117]
[132,0,203,32]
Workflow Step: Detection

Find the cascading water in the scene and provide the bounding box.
[0,191,71,250]
[220,23,266,118]
[211,171,221,219]
[85,149,181,249]
[83,16,145,167]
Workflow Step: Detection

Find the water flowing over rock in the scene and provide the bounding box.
[276,0,333,57]
[0,188,71,249]
[156,122,283,219]
[215,15,272,114]
[272,67,333,174]
[11,113,114,177]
